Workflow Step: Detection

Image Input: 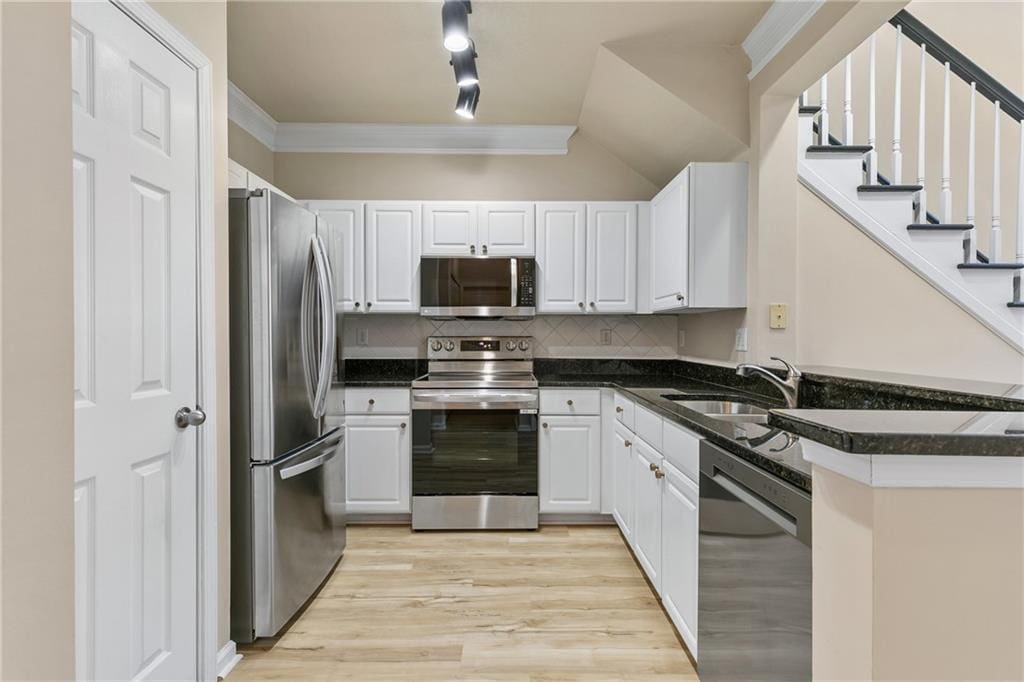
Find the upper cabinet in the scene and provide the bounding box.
[308,201,364,313]
[650,162,747,312]
[365,202,422,313]
[422,202,536,256]
[536,202,638,314]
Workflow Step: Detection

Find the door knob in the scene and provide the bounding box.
[175,406,206,429]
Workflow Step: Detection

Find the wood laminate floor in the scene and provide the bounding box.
[233,525,697,681]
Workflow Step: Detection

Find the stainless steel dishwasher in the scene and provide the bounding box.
[697,441,812,681]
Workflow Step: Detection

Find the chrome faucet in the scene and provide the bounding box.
[736,357,802,408]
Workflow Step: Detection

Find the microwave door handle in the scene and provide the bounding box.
[299,239,317,414]
[510,257,518,307]
[311,234,335,419]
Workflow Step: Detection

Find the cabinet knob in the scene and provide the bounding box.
[470,244,476,254]
[676,294,685,302]
[589,302,595,308]
[654,468,665,479]
[400,422,406,429]
[542,422,549,429]
[578,302,584,309]
[649,462,659,472]
[616,406,623,413]
[566,399,574,406]
[354,302,360,308]
[366,301,373,309]
[482,244,488,254]
[624,440,632,447]
[368,398,375,405]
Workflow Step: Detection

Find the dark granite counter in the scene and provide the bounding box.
[342,358,424,387]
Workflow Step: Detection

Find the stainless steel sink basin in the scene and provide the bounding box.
[666,399,770,424]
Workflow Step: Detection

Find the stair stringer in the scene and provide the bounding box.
[797,116,1024,352]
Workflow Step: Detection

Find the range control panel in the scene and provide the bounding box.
[426,336,534,360]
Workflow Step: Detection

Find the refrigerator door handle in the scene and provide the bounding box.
[299,238,319,415]
[310,234,335,418]
[279,447,337,480]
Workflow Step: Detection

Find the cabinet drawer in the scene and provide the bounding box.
[635,404,663,450]
[663,419,701,484]
[344,388,410,414]
[613,392,635,430]
[540,389,601,415]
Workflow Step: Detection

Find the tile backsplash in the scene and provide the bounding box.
[341,314,680,359]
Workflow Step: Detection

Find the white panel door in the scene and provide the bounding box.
[661,461,699,655]
[651,168,689,311]
[345,416,411,513]
[479,202,536,256]
[365,202,421,312]
[586,203,637,313]
[309,201,365,313]
[539,415,601,513]
[633,439,663,593]
[611,423,635,541]
[536,202,586,313]
[422,202,478,256]
[72,3,199,679]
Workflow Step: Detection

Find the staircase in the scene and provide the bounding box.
[797,10,1024,352]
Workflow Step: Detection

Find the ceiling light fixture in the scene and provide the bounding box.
[441,1,471,53]
[450,42,479,87]
[454,84,480,119]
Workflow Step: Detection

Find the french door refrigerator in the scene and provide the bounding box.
[229,188,346,643]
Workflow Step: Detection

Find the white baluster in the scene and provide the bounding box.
[893,24,903,183]
[941,62,953,224]
[867,34,878,184]
[992,101,1002,262]
[965,82,977,263]
[916,43,927,222]
[844,55,854,144]
[820,74,830,145]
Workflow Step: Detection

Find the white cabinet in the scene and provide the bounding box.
[479,202,535,256]
[422,202,478,256]
[365,202,421,313]
[539,415,601,513]
[661,459,699,655]
[611,422,635,541]
[649,162,747,312]
[344,415,411,513]
[586,203,637,313]
[309,201,364,313]
[536,202,587,313]
[633,438,663,593]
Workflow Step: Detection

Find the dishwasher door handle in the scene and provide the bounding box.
[711,469,798,538]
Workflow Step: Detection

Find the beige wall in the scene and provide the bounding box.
[151,0,233,653]
[274,131,659,201]
[0,2,76,679]
[228,120,274,182]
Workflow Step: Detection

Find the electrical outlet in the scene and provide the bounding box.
[735,327,749,352]
[357,328,369,346]
[678,330,686,348]
[770,303,788,329]
[600,329,612,346]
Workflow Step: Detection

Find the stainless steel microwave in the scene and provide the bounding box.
[420,257,536,318]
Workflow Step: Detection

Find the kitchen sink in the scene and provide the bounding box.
[663,398,771,424]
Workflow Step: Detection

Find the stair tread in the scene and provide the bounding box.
[958,262,1024,270]
[799,106,821,115]
[907,223,974,231]
[858,184,923,192]
[807,144,873,153]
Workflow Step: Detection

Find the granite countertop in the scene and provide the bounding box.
[771,409,1024,456]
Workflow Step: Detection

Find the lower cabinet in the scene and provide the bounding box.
[611,422,635,541]
[632,438,663,593]
[539,415,601,513]
[660,460,699,655]
[345,414,411,513]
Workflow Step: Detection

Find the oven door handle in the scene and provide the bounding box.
[412,392,538,411]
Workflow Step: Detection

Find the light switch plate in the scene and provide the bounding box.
[600,329,612,345]
[357,328,369,346]
[678,330,686,348]
[735,327,749,352]
[769,303,788,329]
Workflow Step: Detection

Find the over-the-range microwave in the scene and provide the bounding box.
[420,256,536,319]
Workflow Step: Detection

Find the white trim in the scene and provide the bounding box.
[227,80,576,155]
[111,3,220,680]
[803,440,1024,488]
[216,641,243,679]
[742,0,826,79]
[228,81,277,150]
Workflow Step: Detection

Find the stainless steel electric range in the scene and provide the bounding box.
[410,336,539,530]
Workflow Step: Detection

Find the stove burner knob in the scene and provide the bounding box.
[430,340,443,352]
[518,340,530,351]
[444,340,456,351]
[506,340,517,351]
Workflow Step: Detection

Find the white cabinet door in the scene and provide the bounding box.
[661,461,699,655]
[586,203,637,313]
[479,202,536,256]
[309,201,365,313]
[651,168,689,311]
[345,415,410,513]
[422,202,478,256]
[633,439,663,592]
[539,415,601,513]
[611,423,635,541]
[536,202,586,313]
[365,202,421,312]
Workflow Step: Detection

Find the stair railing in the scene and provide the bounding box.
[802,9,1024,306]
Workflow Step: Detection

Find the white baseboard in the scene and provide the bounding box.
[216,641,242,680]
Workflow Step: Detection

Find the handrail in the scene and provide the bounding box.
[890,9,1024,123]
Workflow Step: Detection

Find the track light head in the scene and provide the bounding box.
[442,1,471,53]
[454,84,480,119]
[450,42,479,87]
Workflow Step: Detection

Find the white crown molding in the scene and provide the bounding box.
[742,0,825,80]
[227,81,576,155]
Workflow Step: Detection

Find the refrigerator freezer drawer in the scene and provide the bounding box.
[251,429,346,639]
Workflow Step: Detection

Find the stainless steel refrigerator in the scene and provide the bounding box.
[229,188,346,643]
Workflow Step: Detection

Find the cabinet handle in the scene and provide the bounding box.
[566,399,574,406]
[400,422,407,429]
[624,440,632,447]
[470,244,476,254]
[482,244,488,254]
[368,398,375,405]
[354,302,360,309]
[649,462,659,472]
[542,422,549,429]
[654,468,665,479]
[616,406,623,413]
